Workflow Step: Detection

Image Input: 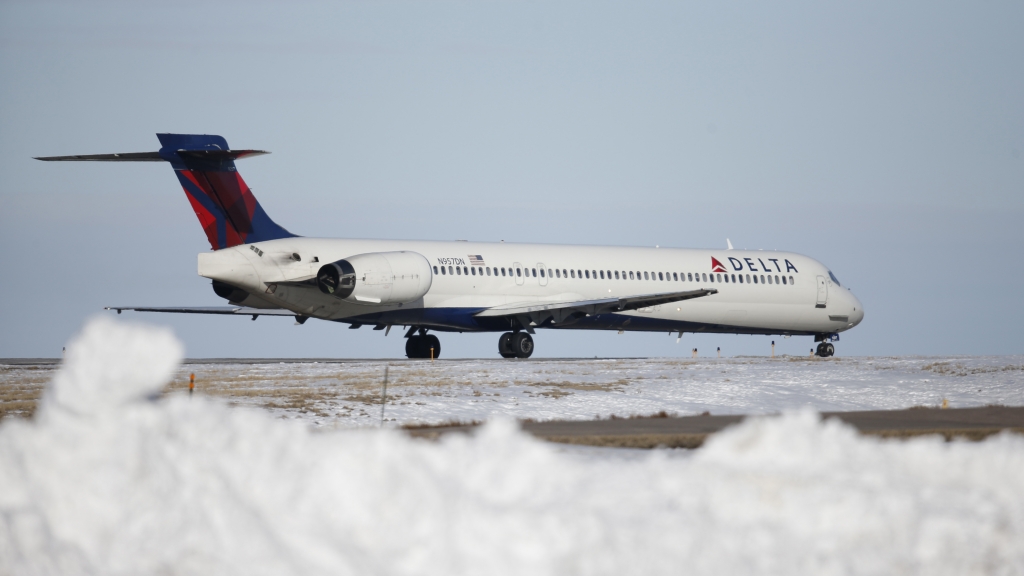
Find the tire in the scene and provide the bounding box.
[498,332,515,358]
[405,336,424,359]
[824,343,835,357]
[815,342,826,357]
[511,332,534,359]
[424,335,441,359]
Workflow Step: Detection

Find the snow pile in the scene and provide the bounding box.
[1,318,1023,575]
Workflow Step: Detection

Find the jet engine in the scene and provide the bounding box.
[317,251,432,305]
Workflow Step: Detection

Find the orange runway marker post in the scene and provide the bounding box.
[771,340,775,359]
[430,347,434,362]
[189,373,195,398]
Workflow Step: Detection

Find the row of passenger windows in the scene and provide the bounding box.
[431,265,795,285]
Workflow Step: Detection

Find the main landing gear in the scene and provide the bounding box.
[815,342,835,357]
[406,333,441,359]
[498,332,534,359]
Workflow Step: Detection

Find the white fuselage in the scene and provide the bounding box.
[198,238,864,337]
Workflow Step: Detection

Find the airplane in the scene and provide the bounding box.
[36,133,864,359]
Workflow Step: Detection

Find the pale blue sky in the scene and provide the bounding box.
[1,0,1022,358]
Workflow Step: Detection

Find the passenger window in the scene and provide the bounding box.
[686,273,691,282]
[717,274,722,282]
[641,271,647,280]
[782,276,787,285]
[673,272,678,281]
[531,268,536,277]
[516,268,522,277]
[789,276,794,285]
[746,274,750,283]
[540,269,545,278]
[570,269,576,278]
[555,269,560,278]
[592,270,597,279]
[433,266,438,274]
[471,267,476,276]
[614,271,619,279]
[752,275,757,284]
[584,270,589,279]
[725,274,729,283]
[627,271,632,280]
[440,266,446,275]
[563,269,568,278]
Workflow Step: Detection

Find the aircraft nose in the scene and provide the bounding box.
[848,291,865,327]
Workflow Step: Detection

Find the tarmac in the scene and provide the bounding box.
[405,405,1024,448]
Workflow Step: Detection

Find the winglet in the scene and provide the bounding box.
[726,238,734,250]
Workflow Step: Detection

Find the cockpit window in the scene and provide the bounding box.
[828,271,841,286]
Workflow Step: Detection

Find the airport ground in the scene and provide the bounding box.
[3,355,1022,446]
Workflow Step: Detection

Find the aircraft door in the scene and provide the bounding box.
[816,275,828,307]
[538,263,548,287]
[513,262,525,286]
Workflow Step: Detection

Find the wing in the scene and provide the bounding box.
[474,288,717,332]
[105,306,305,322]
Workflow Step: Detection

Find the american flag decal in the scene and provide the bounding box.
[468,255,485,266]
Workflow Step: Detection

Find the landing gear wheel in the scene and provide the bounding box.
[424,335,441,359]
[824,343,834,357]
[815,342,835,357]
[406,336,425,359]
[498,332,515,358]
[406,335,441,359]
[510,332,534,359]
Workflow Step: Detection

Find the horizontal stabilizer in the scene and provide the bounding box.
[35,150,269,162]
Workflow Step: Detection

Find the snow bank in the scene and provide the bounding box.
[1,318,1022,575]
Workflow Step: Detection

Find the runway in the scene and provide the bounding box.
[407,405,1024,448]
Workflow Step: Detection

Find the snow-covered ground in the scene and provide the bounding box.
[163,354,1024,428]
[1,318,1023,575]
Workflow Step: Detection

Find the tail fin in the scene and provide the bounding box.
[35,133,296,250]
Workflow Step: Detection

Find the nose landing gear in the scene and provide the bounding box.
[815,342,835,357]
[498,332,534,359]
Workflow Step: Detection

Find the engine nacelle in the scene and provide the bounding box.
[317,251,432,305]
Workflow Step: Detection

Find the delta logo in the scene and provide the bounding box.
[711,256,799,274]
